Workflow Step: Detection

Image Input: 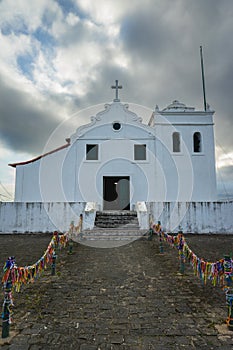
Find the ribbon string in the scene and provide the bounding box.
[2,215,83,293]
[152,223,232,288]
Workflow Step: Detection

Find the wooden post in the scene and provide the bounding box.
[154,221,164,253]
[68,240,73,254]
[224,255,233,330]
[148,228,153,241]
[67,221,74,254]
[79,214,83,239]
[159,232,164,254]
[2,280,12,338]
[2,257,15,339]
[178,231,185,275]
[51,251,57,276]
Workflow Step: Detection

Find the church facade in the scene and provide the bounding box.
[10,89,217,210]
[3,83,233,234]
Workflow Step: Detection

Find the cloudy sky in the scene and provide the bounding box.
[0,0,233,200]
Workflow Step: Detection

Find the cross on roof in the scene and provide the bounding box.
[111,80,122,102]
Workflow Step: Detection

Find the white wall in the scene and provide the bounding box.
[148,201,233,233]
[0,201,232,234]
[153,111,217,201]
[0,202,85,233]
[12,102,217,204]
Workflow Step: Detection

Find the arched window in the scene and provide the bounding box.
[193,132,202,152]
[172,132,180,152]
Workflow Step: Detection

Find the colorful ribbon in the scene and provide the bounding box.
[2,232,68,293]
[152,223,230,288]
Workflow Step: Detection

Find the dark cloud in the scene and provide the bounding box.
[0,0,233,179]
[115,0,233,155]
[0,77,60,155]
[120,10,173,63]
[82,62,131,105]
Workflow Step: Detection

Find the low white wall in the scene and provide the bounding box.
[0,202,85,233]
[147,201,233,233]
[83,202,96,230]
[0,201,232,234]
[136,201,149,229]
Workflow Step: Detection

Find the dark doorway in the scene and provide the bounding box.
[103,176,130,210]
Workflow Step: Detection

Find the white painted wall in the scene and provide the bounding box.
[0,202,85,233]
[14,103,159,206]
[136,201,149,229]
[12,101,217,205]
[0,201,232,234]
[148,201,233,233]
[153,109,217,201]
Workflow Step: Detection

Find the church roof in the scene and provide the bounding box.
[9,141,70,168]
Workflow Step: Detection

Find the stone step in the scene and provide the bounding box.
[95,216,138,220]
[77,237,145,241]
[95,223,139,228]
[95,210,139,229]
[95,219,138,223]
[85,210,143,240]
[76,229,148,241]
[95,217,137,221]
[95,215,136,218]
[96,210,137,216]
[82,229,145,235]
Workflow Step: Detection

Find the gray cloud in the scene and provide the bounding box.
[217,164,233,197]
[116,0,233,152]
[0,77,60,155]
[120,10,173,63]
[0,0,232,174]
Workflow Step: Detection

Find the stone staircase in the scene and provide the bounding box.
[79,211,148,242]
[95,211,139,228]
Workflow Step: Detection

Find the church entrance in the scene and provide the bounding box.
[103,176,130,210]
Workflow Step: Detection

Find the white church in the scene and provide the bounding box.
[1,81,232,234]
[10,81,216,208]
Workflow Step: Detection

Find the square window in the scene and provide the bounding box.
[134,144,146,160]
[86,144,98,160]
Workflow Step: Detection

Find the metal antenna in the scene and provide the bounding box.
[200,46,207,111]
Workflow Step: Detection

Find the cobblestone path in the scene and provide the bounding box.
[0,234,233,349]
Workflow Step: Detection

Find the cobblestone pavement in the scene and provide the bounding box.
[0,233,233,349]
